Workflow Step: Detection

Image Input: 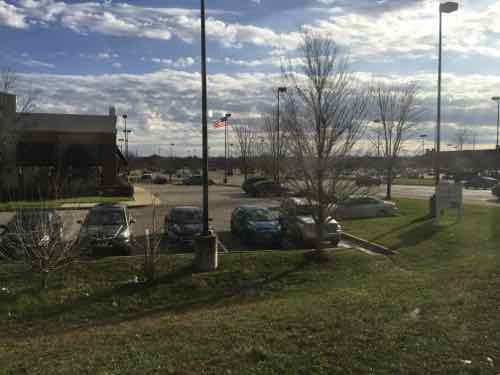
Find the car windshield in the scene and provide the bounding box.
[172,210,202,224]
[296,204,316,216]
[86,210,126,226]
[248,209,276,221]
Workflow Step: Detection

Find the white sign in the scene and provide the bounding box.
[435,182,463,221]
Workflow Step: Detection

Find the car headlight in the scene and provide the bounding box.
[119,228,130,240]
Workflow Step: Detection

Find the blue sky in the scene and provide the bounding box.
[1,0,500,156]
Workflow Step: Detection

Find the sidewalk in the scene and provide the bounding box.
[60,186,160,210]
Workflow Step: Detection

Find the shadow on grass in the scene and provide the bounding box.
[4,258,308,339]
[367,215,431,243]
[393,220,447,249]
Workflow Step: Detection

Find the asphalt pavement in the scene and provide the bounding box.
[0,180,497,257]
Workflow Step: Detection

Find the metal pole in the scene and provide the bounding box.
[496,101,499,149]
[277,89,280,184]
[200,0,209,235]
[435,10,442,187]
[224,117,228,184]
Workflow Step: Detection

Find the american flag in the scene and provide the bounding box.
[213,117,226,129]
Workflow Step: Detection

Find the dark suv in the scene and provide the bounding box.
[77,203,135,256]
[165,206,203,247]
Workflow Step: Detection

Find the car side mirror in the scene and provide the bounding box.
[208,218,213,222]
[77,220,83,225]
[130,218,136,224]
[0,225,7,235]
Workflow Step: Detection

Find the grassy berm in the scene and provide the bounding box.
[1,199,499,374]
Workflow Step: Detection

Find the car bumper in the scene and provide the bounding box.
[303,231,341,243]
[253,231,282,244]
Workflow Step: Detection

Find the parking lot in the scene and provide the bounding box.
[0,183,286,256]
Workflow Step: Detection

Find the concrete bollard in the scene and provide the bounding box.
[194,230,218,272]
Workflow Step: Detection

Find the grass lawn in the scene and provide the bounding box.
[1,199,500,374]
[393,177,436,186]
[0,196,133,210]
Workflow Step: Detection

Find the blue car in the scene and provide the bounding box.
[230,205,281,246]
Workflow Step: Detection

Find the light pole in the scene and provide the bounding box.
[435,1,458,186]
[170,143,175,158]
[200,0,210,235]
[122,114,131,160]
[419,134,427,156]
[276,86,287,183]
[118,138,124,153]
[492,97,500,150]
[223,113,231,184]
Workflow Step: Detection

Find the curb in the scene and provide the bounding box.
[342,232,394,256]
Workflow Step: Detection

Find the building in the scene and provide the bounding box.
[0,92,128,199]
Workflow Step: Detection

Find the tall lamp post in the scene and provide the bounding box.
[223,113,231,184]
[492,96,500,150]
[419,134,427,156]
[122,114,131,160]
[276,86,287,183]
[435,1,458,186]
[200,0,209,235]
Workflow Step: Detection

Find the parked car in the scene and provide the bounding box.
[333,196,398,219]
[231,205,281,246]
[182,175,215,185]
[280,197,341,247]
[77,203,135,256]
[251,180,290,197]
[165,206,203,246]
[492,183,500,199]
[0,209,63,259]
[141,172,153,180]
[153,175,168,184]
[242,176,268,195]
[464,176,497,189]
[355,175,382,187]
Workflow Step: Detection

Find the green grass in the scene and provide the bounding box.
[393,177,436,186]
[0,196,133,210]
[1,199,500,374]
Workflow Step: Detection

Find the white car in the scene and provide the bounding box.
[333,197,397,219]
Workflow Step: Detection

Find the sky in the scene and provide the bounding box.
[1,0,500,156]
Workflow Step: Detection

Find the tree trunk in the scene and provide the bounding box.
[386,164,393,200]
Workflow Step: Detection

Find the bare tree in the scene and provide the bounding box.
[261,105,289,180]
[283,32,368,255]
[0,207,75,289]
[455,126,469,152]
[234,125,257,180]
[371,82,421,199]
[0,68,37,198]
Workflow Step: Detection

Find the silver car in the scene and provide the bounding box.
[333,196,397,219]
[280,197,341,247]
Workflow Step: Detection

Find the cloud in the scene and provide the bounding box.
[0,0,28,28]
[9,66,500,156]
[21,59,55,69]
[151,57,196,69]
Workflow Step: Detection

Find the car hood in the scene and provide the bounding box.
[83,225,124,238]
[174,223,203,234]
[252,220,280,230]
[297,216,338,225]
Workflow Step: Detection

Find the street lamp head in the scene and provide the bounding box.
[420,134,427,138]
[225,113,231,118]
[278,87,287,93]
[492,96,500,102]
[440,2,458,13]
[122,114,128,119]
